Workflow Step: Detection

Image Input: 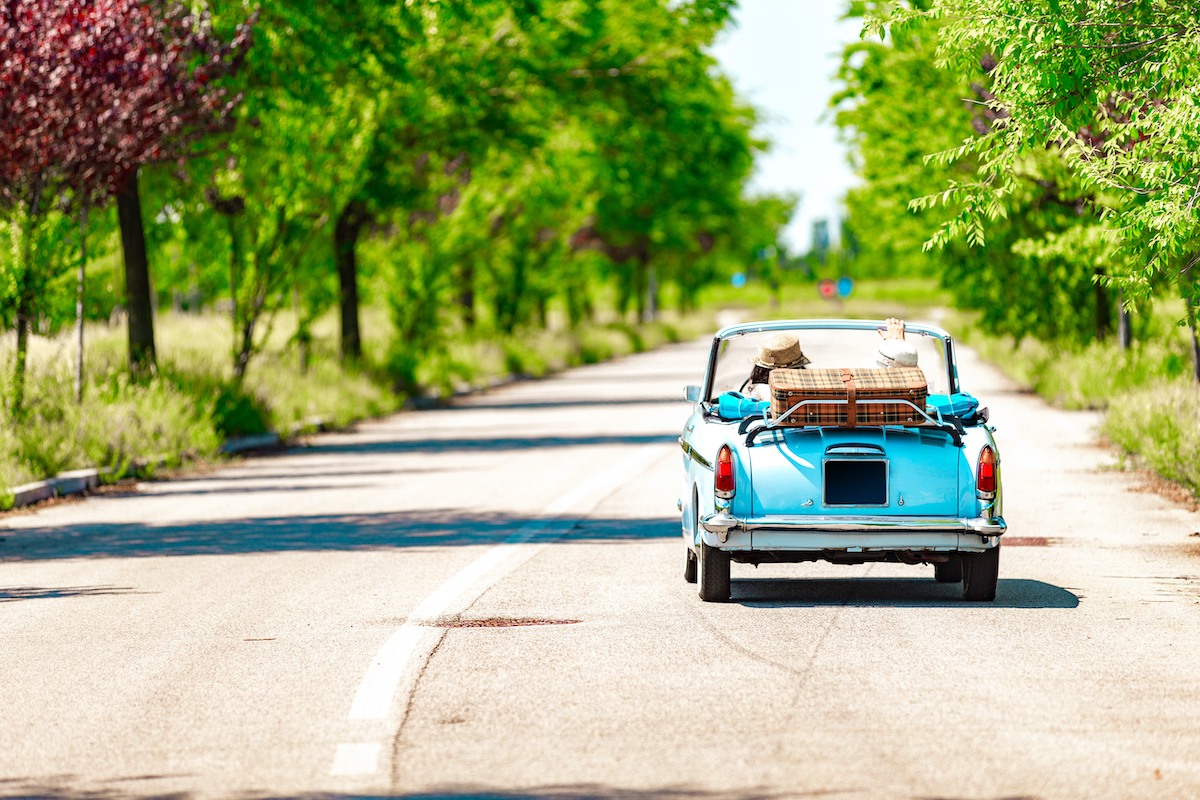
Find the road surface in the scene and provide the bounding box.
[2,335,1199,799]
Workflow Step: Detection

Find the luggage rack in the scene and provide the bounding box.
[743,398,964,448]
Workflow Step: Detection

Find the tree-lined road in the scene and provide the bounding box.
[2,337,1199,799]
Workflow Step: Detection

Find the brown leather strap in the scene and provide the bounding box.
[840,368,857,427]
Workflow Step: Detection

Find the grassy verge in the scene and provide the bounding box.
[1105,381,1200,493]
[942,307,1200,499]
[0,298,723,492]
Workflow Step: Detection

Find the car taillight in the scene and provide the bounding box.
[715,445,734,498]
[977,446,996,495]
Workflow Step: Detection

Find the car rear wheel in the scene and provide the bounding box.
[962,546,1000,601]
[698,541,730,602]
[684,547,698,583]
[934,556,963,583]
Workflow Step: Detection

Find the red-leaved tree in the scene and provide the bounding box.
[0,0,253,405]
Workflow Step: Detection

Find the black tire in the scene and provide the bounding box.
[698,541,730,602]
[934,556,964,583]
[962,546,1000,601]
[684,547,698,583]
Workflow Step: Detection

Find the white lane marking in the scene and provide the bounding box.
[347,444,663,722]
[329,742,382,776]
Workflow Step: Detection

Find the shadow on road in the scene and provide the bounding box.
[449,397,690,411]
[733,577,1079,609]
[0,585,148,602]
[0,510,678,562]
[297,433,678,457]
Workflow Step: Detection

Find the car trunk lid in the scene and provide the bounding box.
[748,427,960,517]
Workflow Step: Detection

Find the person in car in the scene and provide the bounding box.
[871,317,919,369]
[742,332,810,400]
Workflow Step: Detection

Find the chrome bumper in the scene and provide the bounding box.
[701,512,1006,542]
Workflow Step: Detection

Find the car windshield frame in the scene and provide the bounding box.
[702,319,959,405]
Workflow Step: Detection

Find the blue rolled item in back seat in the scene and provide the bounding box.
[717,391,769,421]
[926,392,979,418]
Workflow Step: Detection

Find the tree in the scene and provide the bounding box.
[877,1,1200,375]
[838,1,1122,344]
[0,0,253,403]
[543,0,756,321]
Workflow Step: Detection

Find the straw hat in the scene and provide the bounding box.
[874,338,919,368]
[754,332,811,369]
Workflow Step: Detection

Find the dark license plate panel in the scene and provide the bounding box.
[823,459,888,507]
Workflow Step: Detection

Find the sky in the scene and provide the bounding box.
[708,1,863,253]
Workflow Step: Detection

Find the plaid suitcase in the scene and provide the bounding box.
[768,367,928,427]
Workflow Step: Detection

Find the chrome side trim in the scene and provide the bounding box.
[701,513,1007,536]
[679,438,713,470]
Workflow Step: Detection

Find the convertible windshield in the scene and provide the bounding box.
[708,325,952,401]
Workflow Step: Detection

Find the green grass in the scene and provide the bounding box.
[941,305,1200,498]
[0,364,221,492]
[1105,380,1200,493]
[942,300,1197,409]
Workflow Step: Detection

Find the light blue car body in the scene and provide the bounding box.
[679,319,1005,584]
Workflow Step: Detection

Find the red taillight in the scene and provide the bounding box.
[977,446,996,494]
[715,446,734,497]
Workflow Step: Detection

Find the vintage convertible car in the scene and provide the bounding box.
[679,319,1005,602]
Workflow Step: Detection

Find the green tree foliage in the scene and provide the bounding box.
[873,1,1200,352]
[2,0,790,397]
[837,1,1122,344]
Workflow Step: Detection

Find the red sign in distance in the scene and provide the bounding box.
[817,279,837,299]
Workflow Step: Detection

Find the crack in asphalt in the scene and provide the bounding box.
[389,626,448,792]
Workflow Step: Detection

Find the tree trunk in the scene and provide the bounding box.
[632,261,647,322]
[233,318,255,381]
[1093,268,1111,341]
[10,200,35,414]
[227,214,240,367]
[644,265,658,323]
[13,296,30,415]
[335,200,367,361]
[1117,287,1132,351]
[75,205,88,404]
[117,172,156,378]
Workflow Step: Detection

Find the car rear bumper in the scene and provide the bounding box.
[700,512,1006,551]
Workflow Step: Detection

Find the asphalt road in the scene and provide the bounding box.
[2,335,1199,800]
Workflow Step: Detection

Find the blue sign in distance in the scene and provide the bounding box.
[837,276,854,298]
[731,272,747,288]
